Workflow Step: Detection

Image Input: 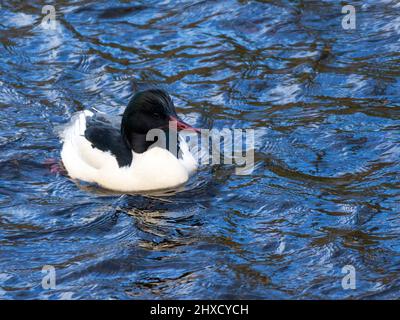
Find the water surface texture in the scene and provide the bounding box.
[1,0,400,299]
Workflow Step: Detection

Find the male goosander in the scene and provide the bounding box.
[59,89,199,192]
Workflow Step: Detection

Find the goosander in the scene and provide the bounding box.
[59,89,199,192]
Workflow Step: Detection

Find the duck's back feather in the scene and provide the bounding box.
[84,115,132,167]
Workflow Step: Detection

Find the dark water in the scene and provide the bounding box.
[1,0,400,299]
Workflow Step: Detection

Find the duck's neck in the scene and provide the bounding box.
[126,132,155,154]
[123,129,181,156]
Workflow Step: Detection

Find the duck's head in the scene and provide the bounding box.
[121,89,198,152]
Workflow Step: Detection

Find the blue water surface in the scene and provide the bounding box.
[0,0,399,299]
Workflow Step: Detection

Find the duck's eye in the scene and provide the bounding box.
[152,112,161,118]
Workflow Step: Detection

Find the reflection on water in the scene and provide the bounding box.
[0,0,400,299]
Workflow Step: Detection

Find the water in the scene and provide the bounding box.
[1,0,400,299]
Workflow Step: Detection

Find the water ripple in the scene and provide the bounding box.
[0,0,399,299]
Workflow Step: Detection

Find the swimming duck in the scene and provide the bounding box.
[59,89,199,192]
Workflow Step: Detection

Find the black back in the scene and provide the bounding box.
[84,114,133,167]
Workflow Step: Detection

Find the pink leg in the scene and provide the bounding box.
[44,158,67,175]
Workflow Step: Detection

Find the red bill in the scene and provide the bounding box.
[169,116,201,133]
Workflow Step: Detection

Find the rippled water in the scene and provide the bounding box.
[1,0,400,299]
